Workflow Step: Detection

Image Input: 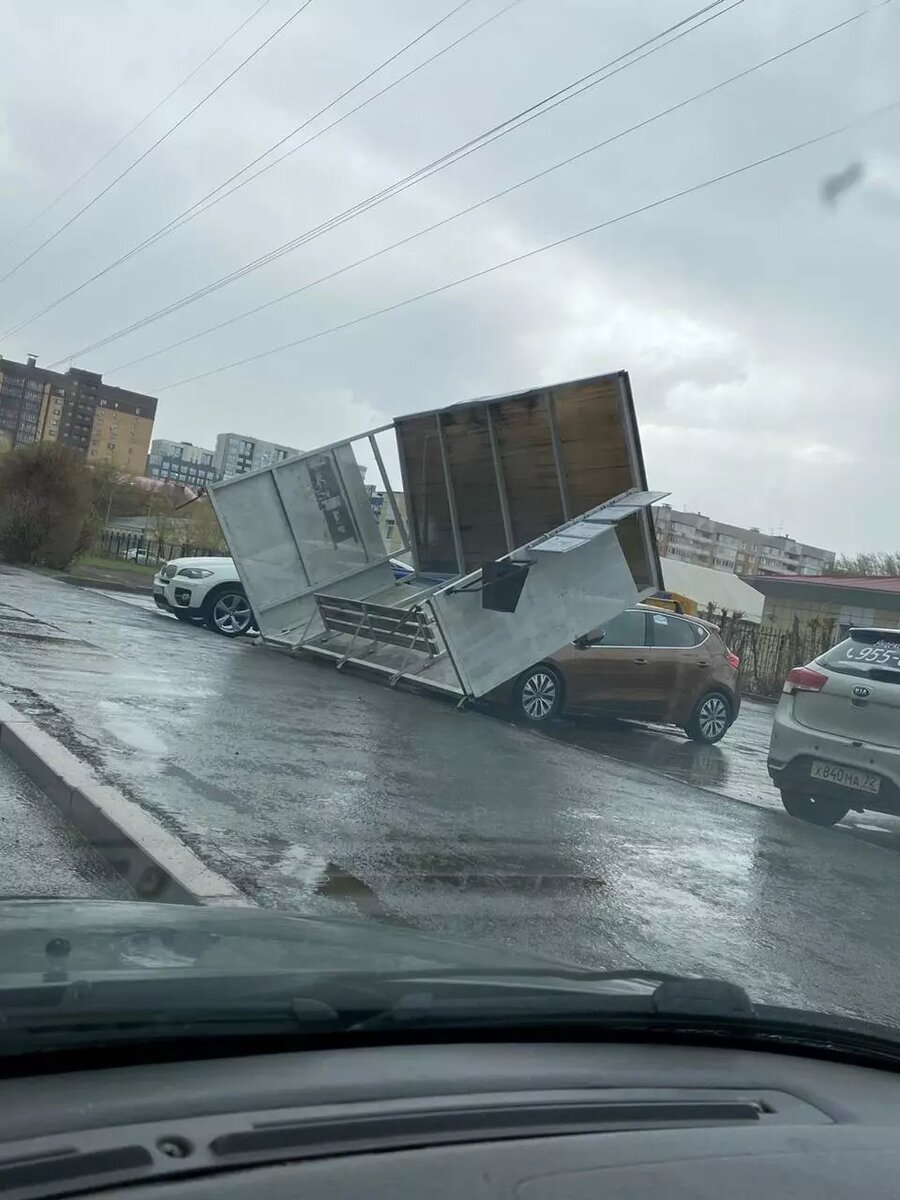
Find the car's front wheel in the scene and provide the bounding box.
[512,664,564,723]
[685,691,732,743]
[203,586,254,638]
[780,790,849,826]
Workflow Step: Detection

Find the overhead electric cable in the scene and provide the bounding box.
[4,0,508,341]
[150,98,900,392]
[105,0,889,375]
[0,0,316,288]
[0,0,276,256]
[45,0,742,364]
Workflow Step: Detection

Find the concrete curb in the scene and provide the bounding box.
[59,575,153,596]
[0,698,247,907]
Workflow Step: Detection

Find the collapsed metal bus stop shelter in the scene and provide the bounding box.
[208,370,667,700]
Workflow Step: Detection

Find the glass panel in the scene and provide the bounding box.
[598,609,647,646]
[650,613,700,648]
[820,638,900,682]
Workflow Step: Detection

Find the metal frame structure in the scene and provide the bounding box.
[298,486,667,700]
[209,369,666,702]
[209,424,412,636]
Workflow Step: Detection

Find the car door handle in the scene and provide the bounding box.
[695,660,710,668]
[633,657,648,664]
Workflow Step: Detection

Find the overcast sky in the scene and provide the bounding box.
[0,0,898,553]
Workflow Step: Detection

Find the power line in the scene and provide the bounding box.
[0,0,316,289]
[45,0,740,364]
[0,0,276,257]
[150,97,900,393]
[108,1,889,376]
[6,0,510,343]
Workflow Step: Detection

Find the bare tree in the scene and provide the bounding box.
[826,552,900,577]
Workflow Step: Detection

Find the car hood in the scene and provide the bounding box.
[159,557,234,570]
[0,899,626,987]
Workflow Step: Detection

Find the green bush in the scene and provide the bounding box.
[0,443,93,570]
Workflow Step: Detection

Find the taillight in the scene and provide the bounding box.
[784,666,828,693]
[726,650,740,671]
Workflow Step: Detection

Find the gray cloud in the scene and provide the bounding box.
[0,0,897,554]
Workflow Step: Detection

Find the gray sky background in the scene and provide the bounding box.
[0,0,897,554]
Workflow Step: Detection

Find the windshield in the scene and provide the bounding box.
[0,0,897,1055]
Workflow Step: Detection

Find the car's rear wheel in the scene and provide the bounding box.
[685,691,732,743]
[780,790,849,826]
[513,664,563,723]
[203,586,254,638]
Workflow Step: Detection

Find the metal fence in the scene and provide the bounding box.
[97,529,223,565]
[718,615,837,699]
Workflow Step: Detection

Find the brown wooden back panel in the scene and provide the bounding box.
[395,416,457,574]
[442,405,507,570]
[396,371,646,575]
[552,375,635,517]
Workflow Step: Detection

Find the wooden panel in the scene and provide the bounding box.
[395,416,456,574]
[553,376,637,516]
[493,393,564,548]
[441,406,507,573]
[395,371,649,575]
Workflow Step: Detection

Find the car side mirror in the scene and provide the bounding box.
[572,632,603,649]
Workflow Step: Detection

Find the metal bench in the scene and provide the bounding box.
[313,594,442,682]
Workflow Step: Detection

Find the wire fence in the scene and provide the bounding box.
[96,529,223,565]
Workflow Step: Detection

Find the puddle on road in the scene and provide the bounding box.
[315,861,393,918]
[100,708,169,759]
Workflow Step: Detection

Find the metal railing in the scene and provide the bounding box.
[718,616,837,699]
[95,530,223,565]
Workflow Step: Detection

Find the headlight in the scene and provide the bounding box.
[176,567,215,579]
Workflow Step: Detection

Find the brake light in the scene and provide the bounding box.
[726,650,740,671]
[784,666,828,693]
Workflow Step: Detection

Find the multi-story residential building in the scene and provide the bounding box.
[0,354,157,472]
[370,491,408,554]
[146,439,217,488]
[653,505,835,578]
[214,431,300,479]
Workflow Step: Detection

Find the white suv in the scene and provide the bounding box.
[152,557,255,638]
[768,627,900,826]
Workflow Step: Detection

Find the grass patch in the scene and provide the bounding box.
[75,553,157,578]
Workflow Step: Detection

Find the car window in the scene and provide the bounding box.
[596,609,647,647]
[819,637,900,682]
[648,612,700,648]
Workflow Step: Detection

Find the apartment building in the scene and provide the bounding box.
[147,439,217,488]
[654,505,835,577]
[0,354,157,472]
[370,491,408,554]
[214,431,300,479]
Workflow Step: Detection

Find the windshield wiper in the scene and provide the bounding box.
[353,975,900,1066]
[1,971,898,1070]
[353,974,754,1031]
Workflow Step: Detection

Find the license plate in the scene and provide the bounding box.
[810,760,881,794]
[153,586,165,597]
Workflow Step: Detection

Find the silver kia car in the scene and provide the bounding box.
[768,627,900,826]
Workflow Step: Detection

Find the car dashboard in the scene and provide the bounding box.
[1,1038,899,1199]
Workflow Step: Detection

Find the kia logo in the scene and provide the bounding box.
[853,685,871,699]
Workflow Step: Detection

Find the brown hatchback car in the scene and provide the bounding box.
[494,605,741,744]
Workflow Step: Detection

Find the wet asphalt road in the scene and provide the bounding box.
[0,753,131,899]
[2,567,900,1024]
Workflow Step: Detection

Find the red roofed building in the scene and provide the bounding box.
[745,574,900,644]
